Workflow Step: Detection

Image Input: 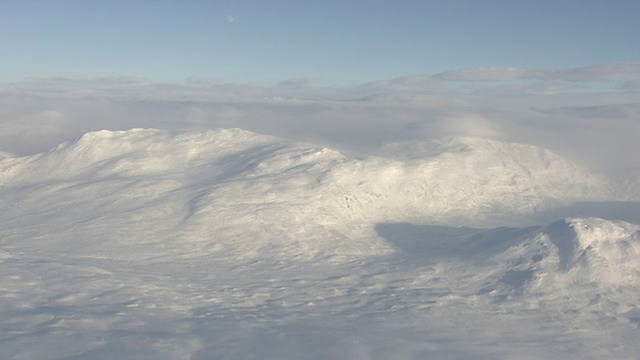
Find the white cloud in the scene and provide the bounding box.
[432,67,532,82]
[1,63,639,170]
[278,77,321,87]
[433,63,640,82]
[437,114,504,138]
[23,75,147,88]
[551,63,640,82]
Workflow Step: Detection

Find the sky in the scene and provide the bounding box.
[1,0,639,84]
[1,0,640,170]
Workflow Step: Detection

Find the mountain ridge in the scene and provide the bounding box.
[0,128,614,225]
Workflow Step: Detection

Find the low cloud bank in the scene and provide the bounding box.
[432,62,640,82]
[1,63,639,171]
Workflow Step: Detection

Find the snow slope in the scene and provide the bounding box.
[1,128,639,359]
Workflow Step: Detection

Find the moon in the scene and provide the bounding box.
[227,15,234,23]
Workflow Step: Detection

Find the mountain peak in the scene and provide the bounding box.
[541,217,640,282]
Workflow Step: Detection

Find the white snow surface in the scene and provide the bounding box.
[1,128,639,359]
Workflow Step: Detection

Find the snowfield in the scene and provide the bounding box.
[1,128,639,359]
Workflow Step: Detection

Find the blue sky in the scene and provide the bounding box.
[2,0,639,85]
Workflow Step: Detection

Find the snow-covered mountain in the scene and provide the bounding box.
[1,128,638,359]
[1,128,611,213]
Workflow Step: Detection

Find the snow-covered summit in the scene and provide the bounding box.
[0,128,613,227]
[541,217,640,284]
[371,135,610,222]
[467,216,640,301]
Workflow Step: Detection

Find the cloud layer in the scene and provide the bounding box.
[1,63,639,171]
[433,62,640,82]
